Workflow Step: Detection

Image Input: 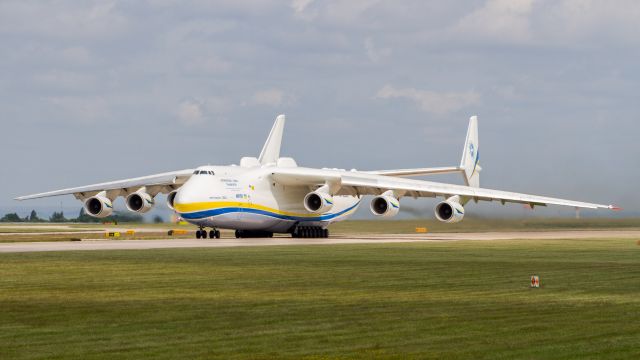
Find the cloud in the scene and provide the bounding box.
[376,85,480,115]
[47,96,110,123]
[447,0,640,46]
[1,0,636,212]
[290,0,382,23]
[252,89,294,107]
[364,37,391,63]
[0,1,128,40]
[451,0,534,43]
[538,0,640,45]
[291,0,314,15]
[164,19,237,46]
[60,47,92,65]
[177,99,205,125]
[33,70,96,91]
[325,0,381,23]
[177,97,232,125]
[183,54,232,74]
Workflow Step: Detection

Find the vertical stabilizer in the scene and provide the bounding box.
[460,115,480,188]
[258,114,286,165]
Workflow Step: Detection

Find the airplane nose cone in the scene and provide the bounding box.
[173,183,200,212]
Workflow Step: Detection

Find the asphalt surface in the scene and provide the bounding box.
[0,230,638,253]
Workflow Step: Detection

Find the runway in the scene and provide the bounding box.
[0,230,638,253]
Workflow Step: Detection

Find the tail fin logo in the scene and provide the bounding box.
[469,143,475,159]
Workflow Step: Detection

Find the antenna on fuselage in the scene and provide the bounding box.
[258,114,286,165]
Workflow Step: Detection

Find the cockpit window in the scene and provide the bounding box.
[193,170,215,175]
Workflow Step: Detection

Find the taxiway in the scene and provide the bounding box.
[0,230,637,253]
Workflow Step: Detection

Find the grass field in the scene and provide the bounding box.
[0,228,92,234]
[1,237,639,359]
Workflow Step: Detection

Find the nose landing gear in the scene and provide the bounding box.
[196,228,220,239]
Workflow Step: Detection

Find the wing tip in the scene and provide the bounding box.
[608,205,623,211]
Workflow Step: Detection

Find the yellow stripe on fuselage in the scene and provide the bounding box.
[174,201,321,218]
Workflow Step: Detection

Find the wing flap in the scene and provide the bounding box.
[368,166,463,177]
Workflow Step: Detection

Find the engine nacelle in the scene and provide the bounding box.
[370,195,400,217]
[126,190,155,214]
[166,191,178,211]
[84,195,114,218]
[435,200,465,223]
[303,191,334,213]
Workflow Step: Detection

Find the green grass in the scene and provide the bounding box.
[0,232,199,243]
[1,238,639,359]
[0,227,94,234]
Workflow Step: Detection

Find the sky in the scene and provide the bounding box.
[1,0,638,219]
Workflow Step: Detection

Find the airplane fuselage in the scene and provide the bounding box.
[173,165,361,233]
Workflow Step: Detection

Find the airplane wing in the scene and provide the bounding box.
[15,169,194,201]
[367,166,464,177]
[270,167,618,210]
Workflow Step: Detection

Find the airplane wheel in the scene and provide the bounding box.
[235,230,241,239]
[196,230,202,239]
[294,226,329,238]
[209,230,216,239]
[201,230,208,239]
[215,230,221,238]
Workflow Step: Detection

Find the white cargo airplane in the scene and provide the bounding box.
[16,115,619,239]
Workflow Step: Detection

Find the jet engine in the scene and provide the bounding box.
[435,199,465,223]
[126,189,155,213]
[370,195,400,217]
[304,190,334,213]
[166,191,178,211]
[84,195,114,218]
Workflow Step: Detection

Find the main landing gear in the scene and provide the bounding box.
[196,228,220,239]
[292,226,329,238]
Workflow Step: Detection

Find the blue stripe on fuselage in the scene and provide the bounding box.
[180,200,361,222]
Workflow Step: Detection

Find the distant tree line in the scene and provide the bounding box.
[0,208,155,223]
